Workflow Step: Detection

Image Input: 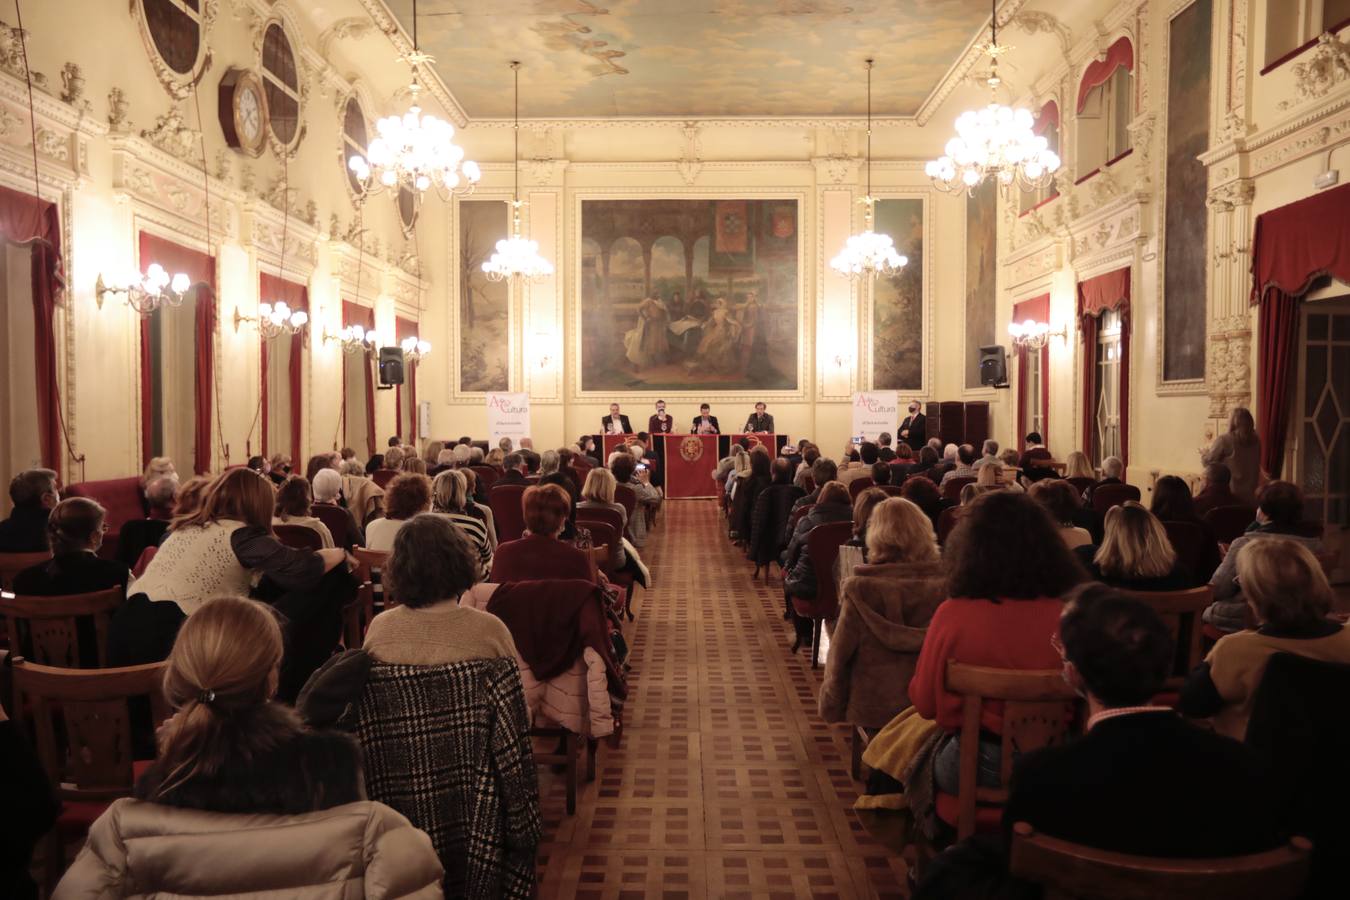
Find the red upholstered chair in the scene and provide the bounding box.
[488,484,528,543]
[1162,520,1211,582]
[788,520,852,669]
[1090,482,1141,514]
[371,469,398,489]
[847,477,875,501]
[942,476,976,501]
[471,465,499,488]
[613,484,638,528]
[576,506,626,546]
[312,503,352,549]
[1066,476,1097,494]
[132,546,157,578]
[934,661,1079,841]
[937,506,967,545]
[1204,504,1257,545]
[274,523,324,551]
[787,503,815,536]
[65,477,147,558]
[877,484,907,497]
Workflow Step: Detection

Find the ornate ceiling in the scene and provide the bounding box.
[382,0,995,119]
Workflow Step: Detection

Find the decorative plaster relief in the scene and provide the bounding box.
[1278,32,1350,111]
[141,108,201,163]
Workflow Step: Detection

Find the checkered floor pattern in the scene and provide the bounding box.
[536,500,908,899]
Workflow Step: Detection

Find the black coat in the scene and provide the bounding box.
[898,413,927,450]
[743,413,775,434]
[729,473,770,541]
[1004,711,1283,858]
[691,415,720,434]
[748,483,805,565]
[0,505,49,553]
[783,501,853,597]
[601,414,633,434]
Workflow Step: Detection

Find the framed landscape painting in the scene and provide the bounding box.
[578,197,801,393]
[871,197,925,391]
[457,199,511,393]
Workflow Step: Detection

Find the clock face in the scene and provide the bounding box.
[238,86,262,142]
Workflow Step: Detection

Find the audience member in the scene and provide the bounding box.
[382,447,405,471]
[821,497,945,729]
[496,452,529,486]
[1184,539,1350,739]
[364,473,432,553]
[400,456,428,475]
[792,457,838,514]
[929,443,960,483]
[272,476,335,548]
[140,457,177,514]
[783,481,854,642]
[835,486,890,579]
[840,442,881,486]
[1063,450,1095,480]
[490,484,592,583]
[1150,474,1221,578]
[1018,432,1053,472]
[898,474,944,532]
[871,461,892,486]
[14,497,128,598]
[610,453,661,548]
[1206,481,1322,633]
[1193,462,1241,516]
[364,454,384,476]
[1083,455,1125,506]
[303,453,337,484]
[1202,406,1261,505]
[910,491,1085,793]
[889,444,915,481]
[876,431,897,462]
[144,475,179,520]
[486,447,506,469]
[996,449,1024,490]
[909,446,940,480]
[0,468,59,552]
[312,468,362,551]
[729,448,772,540]
[974,461,1005,489]
[431,470,493,580]
[1028,480,1092,549]
[579,467,629,568]
[267,454,292,485]
[422,440,444,468]
[1077,501,1194,591]
[939,444,977,488]
[59,596,443,896]
[971,439,1001,470]
[0,695,57,900]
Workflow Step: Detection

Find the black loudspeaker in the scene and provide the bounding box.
[378,346,405,386]
[979,345,1009,387]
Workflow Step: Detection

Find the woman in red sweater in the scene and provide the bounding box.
[908,490,1086,794]
[489,483,594,583]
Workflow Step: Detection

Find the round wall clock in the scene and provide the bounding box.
[218,68,269,157]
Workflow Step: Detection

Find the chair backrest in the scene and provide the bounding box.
[132,545,157,578]
[64,477,146,539]
[788,503,815,534]
[371,469,398,489]
[942,476,976,501]
[1202,505,1257,545]
[14,657,170,803]
[274,523,325,552]
[579,519,618,575]
[613,483,638,522]
[576,506,625,544]
[1092,482,1142,513]
[311,504,351,549]
[1009,823,1312,900]
[488,484,528,543]
[351,546,391,584]
[470,465,499,488]
[1160,520,1210,581]
[800,474,816,494]
[113,518,170,568]
[1066,476,1097,494]
[945,660,1079,840]
[803,520,853,617]
[0,587,125,667]
[937,505,967,545]
[1121,586,1213,679]
[847,476,875,500]
[877,484,907,497]
[0,550,52,589]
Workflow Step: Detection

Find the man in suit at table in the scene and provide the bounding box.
[743,401,774,434]
[691,403,720,435]
[648,399,674,435]
[898,400,926,450]
[602,402,632,436]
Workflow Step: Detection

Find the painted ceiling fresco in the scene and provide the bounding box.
[385,0,993,119]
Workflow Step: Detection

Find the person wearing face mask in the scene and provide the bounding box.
[898,402,926,451]
[648,399,674,435]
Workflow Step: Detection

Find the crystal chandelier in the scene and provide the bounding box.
[401,335,431,361]
[482,62,554,283]
[925,0,1060,195]
[95,265,192,316]
[346,0,480,202]
[830,59,907,281]
[1008,318,1066,350]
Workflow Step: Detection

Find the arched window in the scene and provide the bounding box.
[1075,38,1134,177]
[1020,101,1060,213]
[342,96,368,198]
[139,0,203,75]
[261,22,300,149]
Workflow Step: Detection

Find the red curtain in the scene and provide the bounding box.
[137,232,216,474]
[1248,182,1350,476]
[1077,37,1134,112]
[1035,101,1059,137]
[259,273,308,464]
[343,300,377,456]
[1012,294,1051,450]
[1078,268,1131,466]
[0,184,64,477]
[395,316,417,441]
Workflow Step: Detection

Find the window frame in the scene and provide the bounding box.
[341,94,370,202]
[134,0,210,97]
[260,20,303,153]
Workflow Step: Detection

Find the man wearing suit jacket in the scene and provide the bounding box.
[743,402,774,434]
[602,402,633,435]
[691,403,720,435]
[897,401,926,450]
[1003,585,1282,858]
[648,399,674,435]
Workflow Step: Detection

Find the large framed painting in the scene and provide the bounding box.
[1162,0,1212,383]
[456,199,511,393]
[965,179,998,390]
[578,197,801,393]
[870,197,926,391]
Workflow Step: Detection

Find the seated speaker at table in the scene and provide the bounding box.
[602,402,633,435]
[743,402,774,434]
[691,403,720,435]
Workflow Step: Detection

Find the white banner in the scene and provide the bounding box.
[487,392,531,446]
[852,391,899,443]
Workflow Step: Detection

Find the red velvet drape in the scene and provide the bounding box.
[1248,182,1350,476]
[1078,268,1131,466]
[342,301,377,456]
[395,316,417,442]
[0,184,64,477]
[1077,37,1134,112]
[137,233,215,474]
[1012,294,1051,451]
[259,273,308,465]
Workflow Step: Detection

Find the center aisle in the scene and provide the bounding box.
[537,499,908,899]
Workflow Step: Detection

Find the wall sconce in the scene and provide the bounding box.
[401,336,431,362]
[258,301,309,339]
[1008,318,1067,350]
[322,324,380,355]
[95,265,191,315]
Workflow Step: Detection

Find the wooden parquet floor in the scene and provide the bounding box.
[536,500,908,899]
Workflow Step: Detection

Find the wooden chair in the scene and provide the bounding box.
[488,484,529,543]
[788,520,852,668]
[937,661,1079,840]
[342,547,391,649]
[847,476,875,501]
[274,523,325,551]
[1009,823,1312,900]
[0,587,125,668]
[1121,586,1213,687]
[311,503,353,549]
[580,520,618,577]
[613,484,638,528]
[350,546,390,584]
[1203,505,1257,545]
[576,506,626,545]
[941,476,976,501]
[877,484,907,497]
[14,657,170,891]
[1091,482,1142,514]
[529,725,596,816]
[0,550,52,589]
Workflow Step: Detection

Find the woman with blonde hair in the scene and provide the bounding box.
[835,487,889,579]
[430,470,492,580]
[401,456,428,476]
[422,440,445,468]
[1078,500,1194,590]
[1202,406,1261,504]
[578,467,629,568]
[820,498,945,729]
[485,447,505,469]
[57,596,443,898]
[1182,539,1350,740]
[1064,450,1095,480]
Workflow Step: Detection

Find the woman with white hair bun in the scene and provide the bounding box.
[311,468,363,551]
